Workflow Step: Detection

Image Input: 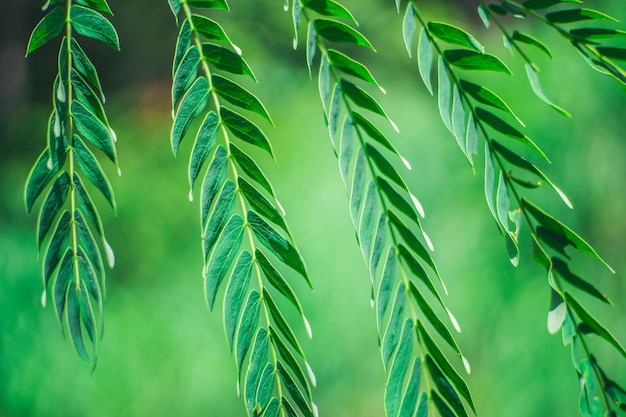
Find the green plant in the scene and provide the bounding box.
[21,0,625,416]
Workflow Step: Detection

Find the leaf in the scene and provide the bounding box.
[398,245,444,310]
[235,290,261,372]
[597,47,626,62]
[37,172,70,247]
[186,0,229,11]
[384,318,414,417]
[327,49,380,88]
[425,355,468,417]
[546,9,618,24]
[256,250,303,315]
[381,282,407,370]
[173,20,192,77]
[212,74,273,124]
[452,86,468,159]
[438,57,453,133]
[73,136,115,209]
[53,249,73,324]
[398,357,422,417]
[202,43,256,81]
[205,214,245,310]
[277,362,314,417]
[369,212,387,279]
[388,211,437,277]
[224,251,253,350]
[548,289,567,334]
[417,28,434,95]
[552,258,611,305]
[525,64,571,117]
[71,39,104,100]
[570,28,626,40]
[190,14,229,43]
[478,4,491,28]
[189,111,219,191]
[255,363,275,412]
[460,79,524,126]
[312,19,374,50]
[43,210,71,286]
[200,145,228,230]
[263,289,303,357]
[318,54,330,114]
[238,178,287,234]
[512,31,552,58]
[67,281,91,364]
[75,209,105,280]
[403,4,417,57]
[306,22,316,76]
[349,150,366,224]
[377,247,397,331]
[352,112,400,156]
[221,106,274,157]
[365,144,404,191]
[248,211,310,286]
[72,70,107,126]
[172,45,201,111]
[444,49,512,74]
[26,6,65,55]
[72,100,116,163]
[328,84,342,150]
[428,22,484,53]
[25,149,63,213]
[522,199,613,272]
[377,176,419,225]
[270,327,311,397]
[203,180,236,260]
[73,174,103,237]
[229,143,274,197]
[70,5,120,50]
[245,328,269,413]
[340,79,390,122]
[566,293,626,359]
[302,0,357,24]
[171,77,209,156]
[522,0,582,9]
[358,182,378,261]
[476,107,548,161]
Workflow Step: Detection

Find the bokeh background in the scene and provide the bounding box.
[1,1,625,416]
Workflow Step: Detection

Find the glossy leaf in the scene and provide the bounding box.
[73,136,115,209]
[171,77,210,156]
[428,22,484,53]
[26,6,65,55]
[172,45,201,110]
[72,100,116,163]
[256,250,303,314]
[238,178,287,233]
[385,318,414,417]
[70,5,120,50]
[235,290,261,372]
[189,111,219,190]
[460,79,524,126]
[312,19,374,50]
[37,172,70,247]
[200,145,228,230]
[302,0,357,24]
[525,64,570,117]
[213,74,272,124]
[418,28,434,95]
[229,143,274,197]
[328,49,380,88]
[546,9,618,24]
[221,107,273,157]
[512,31,552,58]
[202,43,256,81]
[444,49,512,74]
[224,251,253,350]
[203,180,237,263]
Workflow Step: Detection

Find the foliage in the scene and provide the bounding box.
[19,0,626,416]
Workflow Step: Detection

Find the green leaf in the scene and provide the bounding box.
[72,100,116,163]
[187,0,229,11]
[525,65,571,117]
[255,363,275,412]
[248,211,310,286]
[512,31,552,58]
[428,22,484,53]
[26,6,65,55]
[200,145,228,230]
[365,144,405,191]
[190,14,229,43]
[547,289,567,334]
[75,0,112,15]
[172,45,201,111]
[319,54,331,114]
[306,22,316,76]
[74,173,103,237]
[478,4,491,28]
[352,112,401,157]
[302,0,357,24]
[221,106,274,158]
[238,178,287,234]
[388,211,438,277]
[444,49,512,74]
[522,199,613,272]
[71,38,104,100]
[229,144,274,197]
[235,290,261,372]
[398,357,422,417]
[597,47,626,62]
[245,328,269,413]
[202,43,256,81]
[67,281,91,364]
[168,0,182,19]
[476,107,548,161]
[438,57,453,133]
[546,9,618,24]
[203,180,237,266]
[566,293,626,359]
[43,210,71,287]
[376,176,419,225]
[277,362,314,417]
[37,172,70,247]
[74,209,105,279]
[381,282,407,370]
[263,289,303,357]
[205,214,244,310]
[25,149,63,213]
[385,318,414,417]
[189,111,219,191]
[73,136,115,209]
[328,49,380,89]
[263,397,281,417]
[53,249,73,324]
[270,327,311,397]
[70,5,120,50]
[552,258,611,305]
[570,28,626,40]
[398,245,444,310]
[452,86,468,160]
[426,355,468,417]
[72,70,107,126]
[256,250,303,315]
[402,4,417,57]
[416,392,429,417]
[377,247,397,331]
[349,150,366,224]
[460,79,524,126]
[213,74,273,124]
[340,79,390,123]
[358,182,378,261]
[312,19,374,50]
[369,212,387,279]
[328,84,342,150]
[173,20,192,77]
[224,251,252,350]
[418,28,434,95]
[171,77,209,156]
[522,0,582,9]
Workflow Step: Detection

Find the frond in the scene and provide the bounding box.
[24,0,120,367]
[167,1,317,415]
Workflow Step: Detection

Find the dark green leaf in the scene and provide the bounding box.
[381,282,407,370]
[444,49,512,74]
[256,250,303,315]
[460,79,524,126]
[70,5,120,50]
[238,178,287,234]
[522,0,582,9]
[546,9,617,24]
[302,0,357,24]
[385,318,414,417]
[403,4,417,57]
[187,0,229,11]
[339,117,355,187]
[201,145,228,228]
[72,70,107,126]
[204,180,236,262]
[376,176,419,225]
[224,251,253,350]
[191,14,229,42]
[255,363,275,412]
[213,74,273,124]
[270,327,311,398]
[172,45,201,111]
[358,182,378,261]
[173,20,192,77]
[235,290,261,372]
[277,362,314,417]
[202,43,256,81]
[67,281,91,363]
[245,328,269,413]
[438,57,453,133]
[312,19,374,50]
[525,65,570,117]
[263,289,303,357]
[248,211,310,286]
[552,258,611,305]
[597,47,626,61]
[37,172,70,247]
[398,357,422,417]
[512,31,552,58]
[205,214,244,310]
[570,28,626,40]
[418,28,434,95]
[349,150,366,225]
[171,77,209,156]
[189,111,219,190]
[221,106,273,157]
[327,49,380,88]
[26,6,65,55]
[73,136,115,209]
[229,144,274,197]
[340,79,390,122]
[388,211,437,276]
[352,112,401,157]
[398,245,445,311]
[74,209,105,279]
[72,100,116,163]
[25,149,63,213]
[428,22,484,53]
[426,355,468,417]
[43,210,71,287]
[377,247,397,331]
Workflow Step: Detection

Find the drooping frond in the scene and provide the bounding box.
[287,1,475,416]
[398,2,625,415]
[24,0,120,367]
[167,1,317,415]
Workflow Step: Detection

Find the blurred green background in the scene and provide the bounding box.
[1,1,625,416]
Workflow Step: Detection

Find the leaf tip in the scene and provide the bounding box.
[462,355,471,374]
[104,238,115,268]
[305,361,317,387]
[303,315,313,339]
[41,290,47,308]
[447,308,461,333]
